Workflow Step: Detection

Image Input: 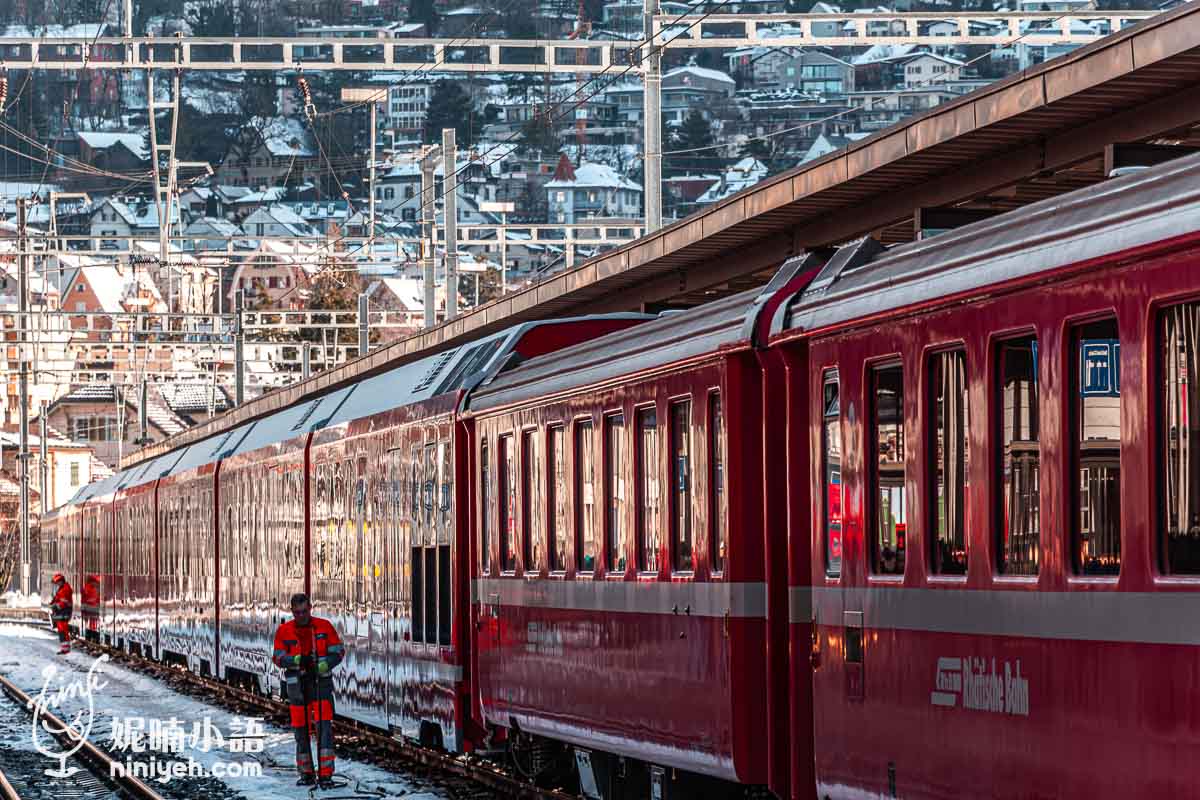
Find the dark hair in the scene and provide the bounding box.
[290,592,311,609]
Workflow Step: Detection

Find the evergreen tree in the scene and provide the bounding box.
[666,108,725,177]
[408,0,440,34]
[424,80,478,147]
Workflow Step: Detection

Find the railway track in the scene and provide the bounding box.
[75,640,577,800]
[0,670,164,800]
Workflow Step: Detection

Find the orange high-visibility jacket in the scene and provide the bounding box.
[50,581,73,621]
[272,617,345,677]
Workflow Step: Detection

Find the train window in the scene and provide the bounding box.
[930,350,968,576]
[710,392,726,573]
[605,414,626,573]
[549,425,569,571]
[575,420,597,572]
[499,434,516,572]
[521,429,543,572]
[423,443,437,537]
[997,335,1041,575]
[671,401,693,572]
[423,547,437,644]
[822,375,842,577]
[636,407,660,572]
[871,363,906,576]
[480,439,490,574]
[438,544,451,645]
[1160,303,1200,573]
[411,545,424,643]
[1073,319,1121,576]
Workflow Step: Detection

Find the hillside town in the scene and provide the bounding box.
[0,0,1172,527]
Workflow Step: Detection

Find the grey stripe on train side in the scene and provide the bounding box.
[473,579,767,619]
[789,586,1200,646]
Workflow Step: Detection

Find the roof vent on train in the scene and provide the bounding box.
[433,337,505,395]
[807,237,886,293]
[412,349,457,392]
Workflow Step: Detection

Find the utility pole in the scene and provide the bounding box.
[17,199,30,597]
[302,343,312,380]
[643,0,663,232]
[340,88,385,263]
[124,0,133,37]
[39,404,47,515]
[357,293,369,357]
[421,149,437,328]
[442,129,459,320]
[234,289,245,405]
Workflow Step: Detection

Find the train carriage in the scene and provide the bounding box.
[112,455,171,655]
[769,152,1200,799]
[156,433,240,673]
[465,294,788,798]
[216,388,350,695]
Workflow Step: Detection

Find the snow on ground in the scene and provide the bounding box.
[2,591,44,609]
[0,625,448,799]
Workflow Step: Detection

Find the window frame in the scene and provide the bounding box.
[498,432,516,574]
[927,347,969,578]
[1154,299,1200,578]
[604,411,626,575]
[479,437,490,575]
[868,359,907,578]
[635,404,660,574]
[670,398,694,574]
[708,390,727,576]
[993,331,1042,578]
[574,417,597,574]
[548,423,568,573]
[1069,316,1121,579]
[821,371,842,579]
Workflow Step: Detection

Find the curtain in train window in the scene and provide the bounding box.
[1161,304,1200,573]
[1073,319,1121,575]
[575,420,597,572]
[871,363,906,575]
[997,336,1040,575]
[499,434,516,571]
[549,426,569,571]
[710,393,727,573]
[605,414,626,573]
[521,429,544,572]
[671,401,693,572]
[637,408,660,573]
[930,351,968,575]
[480,439,490,574]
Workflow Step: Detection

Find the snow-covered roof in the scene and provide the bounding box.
[800,132,871,164]
[184,216,241,237]
[77,131,149,160]
[249,117,317,158]
[372,277,424,311]
[230,186,288,205]
[243,205,319,237]
[697,157,768,203]
[545,161,641,191]
[94,198,180,229]
[852,43,919,64]
[75,264,165,313]
[664,65,736,86]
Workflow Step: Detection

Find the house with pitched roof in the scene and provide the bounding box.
[545,156,642,223]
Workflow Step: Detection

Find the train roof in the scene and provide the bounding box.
[772,151,1200,336]
[468,291,761,412]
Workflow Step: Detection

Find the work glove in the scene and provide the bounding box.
[291,655,315,671]
[316,659,330,676]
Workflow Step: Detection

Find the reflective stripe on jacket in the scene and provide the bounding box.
[272,616,345,676]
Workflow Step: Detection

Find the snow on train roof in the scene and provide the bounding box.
[469,290,758,413]
[775,152,1200,335]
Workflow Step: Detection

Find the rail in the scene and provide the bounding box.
[76,640,578,799]
[0,670,167,800]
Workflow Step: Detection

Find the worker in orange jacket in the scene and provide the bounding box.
[81,575,101,640]
[271,592,344,789]
[49,573,73,655]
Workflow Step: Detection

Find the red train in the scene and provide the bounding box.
[42,153,1200,798]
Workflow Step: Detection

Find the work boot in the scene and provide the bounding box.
[58,644,69,655]
[317,778,335,790]
[296,774,316,786]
